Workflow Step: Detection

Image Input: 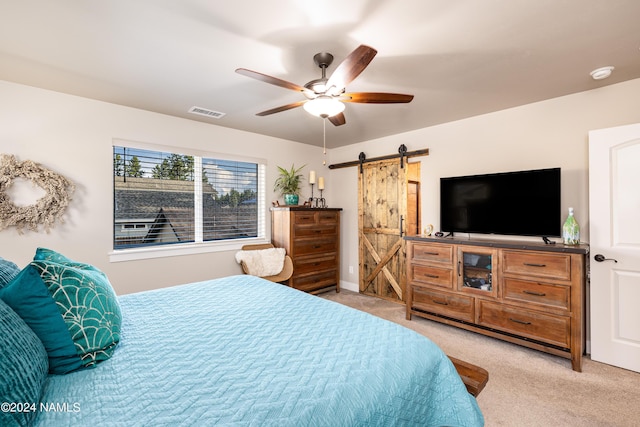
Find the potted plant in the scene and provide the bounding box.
[274,164,305,205]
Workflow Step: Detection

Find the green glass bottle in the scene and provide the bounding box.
[562,207,580,245]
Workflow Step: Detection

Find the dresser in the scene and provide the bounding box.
[405,236,588,371]
[271,207,341,293]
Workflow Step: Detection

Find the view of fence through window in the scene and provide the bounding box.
[113,146,259,249]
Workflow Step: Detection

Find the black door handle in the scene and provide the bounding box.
[594,254,618,263]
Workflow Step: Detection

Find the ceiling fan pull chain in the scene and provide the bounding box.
[323,118,327,165]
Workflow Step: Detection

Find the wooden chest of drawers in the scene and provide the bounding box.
[271,207,341,293]
[405,237,588,371]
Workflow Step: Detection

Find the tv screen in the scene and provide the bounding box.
[440,168,561,237]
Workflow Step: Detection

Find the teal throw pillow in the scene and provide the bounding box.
[0,298,49,427]
[32,260,122,368]
[0,257,20,289]
[0,249,122,374]
[0,265,86,374]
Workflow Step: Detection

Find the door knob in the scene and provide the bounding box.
[594,254,618,263]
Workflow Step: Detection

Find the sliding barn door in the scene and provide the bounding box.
[359,158,407,302]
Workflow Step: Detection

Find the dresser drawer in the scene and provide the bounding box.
[503,278,570,311]
[293,211,318,224]
[294,224,337,238]
[293,239,337,256]
[318,211,338,224]
[410,242,454,264]
[293,254,337,275]
[502,250,571,281]
[292,269,337,292]
[409,264,454,289]
[477,300,570,348]
[411,286,474,322]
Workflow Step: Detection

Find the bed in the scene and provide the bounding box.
[1,251,483,427]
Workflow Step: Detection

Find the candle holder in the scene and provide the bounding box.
[307,183,327,208]
[308,183,315,204]
[318,189,326,208]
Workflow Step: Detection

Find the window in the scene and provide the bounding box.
[113,145,265,253]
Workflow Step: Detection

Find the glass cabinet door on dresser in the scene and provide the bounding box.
[456,246,498,298]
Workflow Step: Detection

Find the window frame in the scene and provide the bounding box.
[109,140,268,263]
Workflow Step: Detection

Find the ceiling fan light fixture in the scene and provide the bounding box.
[304,78,328,94]
[590,66,614,80]
[303,96,345,118]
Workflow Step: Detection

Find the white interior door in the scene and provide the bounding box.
[589,123,640,373]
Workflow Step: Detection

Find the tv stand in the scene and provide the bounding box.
[404,236,588,371]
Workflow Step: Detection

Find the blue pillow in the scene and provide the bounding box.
[0,298,49,427]
[0,266,85,374]
[0,249,122,374]
[0,257,20,289]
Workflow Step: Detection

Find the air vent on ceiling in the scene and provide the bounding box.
[188,106,226,119]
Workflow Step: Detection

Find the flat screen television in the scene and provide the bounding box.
[440,167,561,237]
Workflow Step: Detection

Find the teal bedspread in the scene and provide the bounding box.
[35,275,483,426]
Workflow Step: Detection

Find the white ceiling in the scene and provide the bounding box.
[1,0,639,148]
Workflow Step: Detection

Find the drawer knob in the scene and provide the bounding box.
[433,299,449,306]
[509,318,532,325]
[523,290,546,297]
[423,274,440,279]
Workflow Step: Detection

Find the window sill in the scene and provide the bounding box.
[109,238,270,263]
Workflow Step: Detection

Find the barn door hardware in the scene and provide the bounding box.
[328,146,429,172]
[398,144,407,168]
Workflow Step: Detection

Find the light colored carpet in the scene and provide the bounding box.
[320,289,640,427]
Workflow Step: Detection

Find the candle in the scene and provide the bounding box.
[318,176,325,190]
[309,170,316,184]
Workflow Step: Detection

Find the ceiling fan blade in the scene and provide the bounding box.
[325,45,377,94]
[328,112,346,126]
[256,101,306,116]
[342,92,414,104]
[236,68,314,96]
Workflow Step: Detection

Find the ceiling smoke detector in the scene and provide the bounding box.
[590,66,614,80]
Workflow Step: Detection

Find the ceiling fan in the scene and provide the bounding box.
[236,45,414,126]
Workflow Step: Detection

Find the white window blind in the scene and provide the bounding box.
[113,146,262,250]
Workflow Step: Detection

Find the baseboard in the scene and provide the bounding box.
[340,280,358,292]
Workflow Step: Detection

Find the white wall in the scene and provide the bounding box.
[329,78,640,291]
[0,80,327,294]
[3,79,639,295]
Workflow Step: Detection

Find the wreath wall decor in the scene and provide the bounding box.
[0,154,75,233]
